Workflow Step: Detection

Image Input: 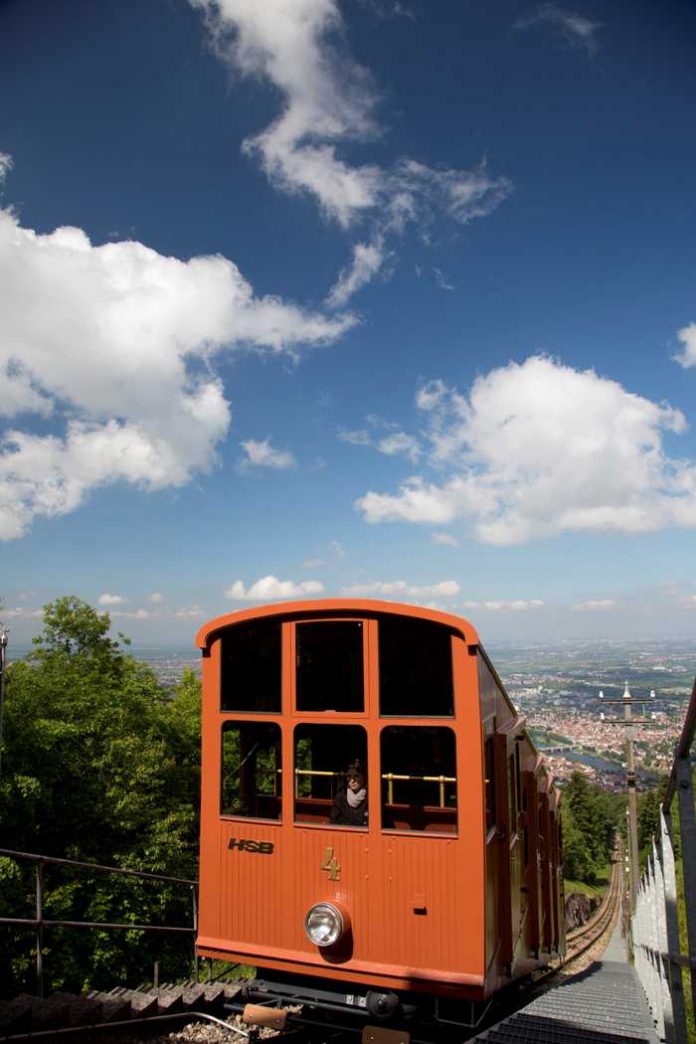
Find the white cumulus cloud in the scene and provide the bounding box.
[0,208,354,540]
[240,438,296,469]
[515,5,602,55]
[225,575,326,601]
[2,605,43,619]
[356,355,696,544]
[0,153,12,183]
[340,579,460,599]
[190,0,511,304]
[326,237,386,308]
[338,428,372,446]
[98,593,125,606]
[377,431,421,462]
[175,605,207,618]
[432,532,459,547]
[460,599,544,612]
[674,323,696,369]
[571,599,618,611]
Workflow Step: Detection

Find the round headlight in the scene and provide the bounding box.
[304,902,345,948]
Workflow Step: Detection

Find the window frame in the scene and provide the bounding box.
[379,722,459,837]
[290,617,370,718]
[292,722,369,830]
[219,618,283,715]
[219,718,283,823]
[377,617,456,719]
[484,720,497,841]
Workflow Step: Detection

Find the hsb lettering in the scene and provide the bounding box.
[228,838,274,855]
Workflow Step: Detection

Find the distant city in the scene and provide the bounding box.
[492,640,696,791]
[7,638,695,793]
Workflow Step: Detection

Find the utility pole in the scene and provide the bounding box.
[0,626,7,776]
[599,682,655,912]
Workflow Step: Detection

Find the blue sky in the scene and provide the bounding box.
[2,0,696,647]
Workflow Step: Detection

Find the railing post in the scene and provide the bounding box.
[35,860,44,999]
[659,808,685,1043]
[634,678,695,1042]
[192,885,199,984]
[674,753,696,1020]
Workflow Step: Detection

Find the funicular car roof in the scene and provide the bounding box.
[196,597,480,651]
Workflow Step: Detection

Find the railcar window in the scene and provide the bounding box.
[380,726,457,833]
[484,736,496,833]
[521,771,530,868]
[507,754,517,837]
[295,622,364,712]
[221,722,281,820]
[294,724,367,827]
[378,617,454,716]
[220,620,281,712]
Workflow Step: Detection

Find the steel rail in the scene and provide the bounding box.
[563,855,622,965]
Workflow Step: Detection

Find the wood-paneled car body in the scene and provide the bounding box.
[196,600,564,1037]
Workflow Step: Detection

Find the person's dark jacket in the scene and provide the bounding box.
[330,790,368,826]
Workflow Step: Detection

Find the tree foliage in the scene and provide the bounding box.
[0,598,201,996]
[637,778,669,870]
[562,771,624,885]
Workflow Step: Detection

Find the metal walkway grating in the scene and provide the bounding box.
[473,961,660,1043]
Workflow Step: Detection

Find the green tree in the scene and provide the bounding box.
[637,779,668,870]
[562,771,623,886]
[0,598,202,996]
[34,595,128,659]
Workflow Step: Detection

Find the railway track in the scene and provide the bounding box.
[559,843,624,971]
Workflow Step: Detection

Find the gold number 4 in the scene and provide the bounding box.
[320,846,341,881]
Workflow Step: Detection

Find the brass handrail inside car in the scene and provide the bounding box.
[294,768,342,797]
[291,768,457,807]
[381,772,456,807]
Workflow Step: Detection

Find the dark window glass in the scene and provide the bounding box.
[485,736,496,833]
[508,753,517,837]
[221,620,281,712]
[296,622,364,712]
[521,766,530,867]
[380,726,457,833]
[294,724,367,827]
[378,617,454,716]
[221,722,281,820]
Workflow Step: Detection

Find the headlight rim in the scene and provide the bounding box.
[304,901,346,948]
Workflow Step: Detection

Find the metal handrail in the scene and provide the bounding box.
[0,847,199,999]
[662,675,696,810]
[0,847,196,885]
[293,768,457,807]
[632,676,696,1042]
[382,772,456,807]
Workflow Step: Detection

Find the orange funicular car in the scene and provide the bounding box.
[196,600,564,1039]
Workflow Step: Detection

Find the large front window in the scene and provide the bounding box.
[220,620,282,712]
[296,621,364,712]
[378,617,454,716]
